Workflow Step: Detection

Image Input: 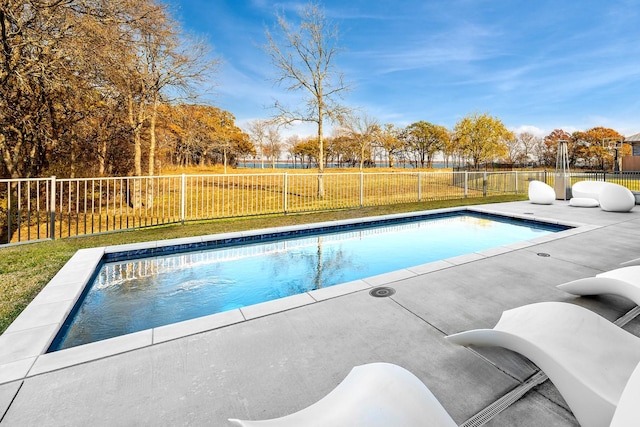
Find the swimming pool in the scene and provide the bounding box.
[49,211,569,351]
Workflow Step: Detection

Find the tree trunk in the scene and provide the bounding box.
[261,144,265,169]
[0,182,18,244]
[148,94,158,176]
[127,92,144,177]
[70,137,76,178]
[127,92,145,208]
[99,138,107,176]
[317,107,325,197]
[313,236,324,289]
[223,145,228,173]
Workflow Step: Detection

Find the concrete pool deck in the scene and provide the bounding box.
[1,200,640,425]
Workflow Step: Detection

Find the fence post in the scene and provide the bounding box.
[464,171,468,198]
[483,171,488,197]
[514,170,518,194]
[283,172,288,214]
[418,172,422,201]
[49,176,56,240]
[6,182,11,244]
[180,174,186,225]
[360,171,364,207]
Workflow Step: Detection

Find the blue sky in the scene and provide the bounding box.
[164,0,640,138]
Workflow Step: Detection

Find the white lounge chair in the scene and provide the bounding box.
[228,362,457,427]
[599,183,636,212]
[569,197,600,208]
[571,181,635,212]
[528,180,555,205]
[572,180,608,201]
[557,266,640,306]
[446,302,640,427]
[610,360,640,427]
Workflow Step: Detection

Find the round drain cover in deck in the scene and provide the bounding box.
[369,287,396,298]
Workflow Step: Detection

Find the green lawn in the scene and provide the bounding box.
[0,195,526,333]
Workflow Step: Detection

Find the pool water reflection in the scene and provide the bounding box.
[50,213,565,350]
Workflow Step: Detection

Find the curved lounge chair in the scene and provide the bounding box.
[599,184,636,212]
[228,362,457,427]
[528,180,555,205]
[557,266,640,306]
[571,181,635,212]
[610,361,640,427]
[445,302,640,427]
[572,180,608,201]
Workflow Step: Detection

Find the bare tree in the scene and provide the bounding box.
[285,134,301,167]
[505,132,541,165]
[517,132,541,165]
[247,119,282,168]
[145,34,218,176]
[105,2,218,177]
[503,135,522,164]
[247,120,269,168]
[338,112,379,170]
[265,126,283,168]
[264,2,349,195]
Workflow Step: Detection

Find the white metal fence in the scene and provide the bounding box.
[3,170,635,246]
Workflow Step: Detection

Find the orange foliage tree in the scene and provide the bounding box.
[158,104,255,170]
[572,127,624,170]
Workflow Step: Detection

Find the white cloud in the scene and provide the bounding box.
[509,125,546,138]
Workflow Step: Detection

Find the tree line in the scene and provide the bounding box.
[247,115,629,171]
[0,0,224,179]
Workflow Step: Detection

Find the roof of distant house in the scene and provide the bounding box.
[625,132,640,142]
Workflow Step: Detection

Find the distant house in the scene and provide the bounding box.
[626,132,640,156]
[623,132,640,171]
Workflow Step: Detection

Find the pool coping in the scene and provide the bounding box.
[0,206,591,385]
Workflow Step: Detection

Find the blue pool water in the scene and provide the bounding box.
[50,212,568,351]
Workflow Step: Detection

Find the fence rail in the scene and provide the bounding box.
[2,170,638,246]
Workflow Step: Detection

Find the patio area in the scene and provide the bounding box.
[2,200,640,426]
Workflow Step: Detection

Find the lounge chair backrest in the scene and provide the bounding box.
[229,362,457,427]
[610,361,640,427]
[446,302,640,427]
[572,181,608,201]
